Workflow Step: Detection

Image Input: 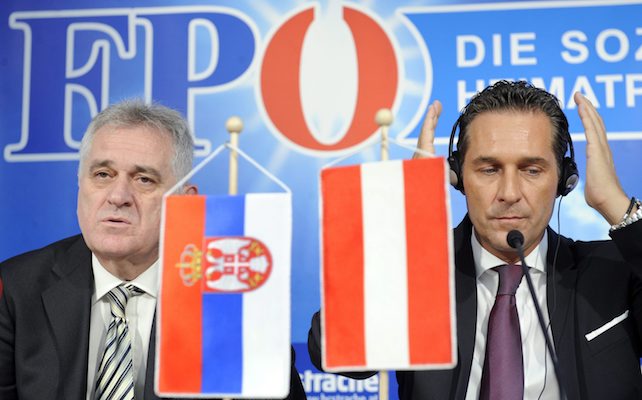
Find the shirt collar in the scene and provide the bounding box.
[471,228,548,279]
[91,254,159,304]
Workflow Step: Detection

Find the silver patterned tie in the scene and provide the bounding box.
[94,284,144,400]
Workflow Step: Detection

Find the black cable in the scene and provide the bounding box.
[538,195,564,400]
[551,195,564,317]
[507,230,566,400]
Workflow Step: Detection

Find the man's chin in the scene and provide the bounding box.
[492,218,527,231]
[484,229,521,252]
[88,236,138,259]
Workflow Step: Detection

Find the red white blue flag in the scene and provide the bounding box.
[156,193,292,398]
[320,158,456,371]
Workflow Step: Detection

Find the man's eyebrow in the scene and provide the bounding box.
[469,156,552,165]
[133,165,162,179]
[520,156,552,166]
[470,156,498,165]
[88,160,113,170]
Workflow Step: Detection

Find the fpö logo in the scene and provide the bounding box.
[260,3,402,155]
[3,3,429,161]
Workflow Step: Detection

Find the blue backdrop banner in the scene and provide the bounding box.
[2,1,641,398]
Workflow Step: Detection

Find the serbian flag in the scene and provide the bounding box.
[156,193,292,398]
[320,158,456,371]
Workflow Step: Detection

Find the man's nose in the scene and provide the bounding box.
[107,177,134,207]
[497,169,522,203]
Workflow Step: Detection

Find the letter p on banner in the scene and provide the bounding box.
[320,158,457,371]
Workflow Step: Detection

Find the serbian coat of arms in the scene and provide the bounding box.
[177,236,272,293]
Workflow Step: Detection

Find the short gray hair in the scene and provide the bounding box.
[78,99,194,180]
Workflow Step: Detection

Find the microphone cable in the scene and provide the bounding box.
[508,229,566,400]
[538,194,564,400]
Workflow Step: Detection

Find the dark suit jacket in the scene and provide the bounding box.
[0,235,306,400]
[308,215,642,399]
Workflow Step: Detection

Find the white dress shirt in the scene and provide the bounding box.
[86,255,158,400]
[465,229,560,400]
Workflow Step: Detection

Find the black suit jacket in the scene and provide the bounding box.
[308,216,642,399]
[0,235,306,400]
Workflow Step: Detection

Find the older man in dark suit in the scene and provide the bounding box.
[0,100,306,400]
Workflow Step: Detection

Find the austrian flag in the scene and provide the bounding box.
[320,158,456,371]
[157,193,292,398]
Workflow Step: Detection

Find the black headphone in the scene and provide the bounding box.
[447,115,579,197]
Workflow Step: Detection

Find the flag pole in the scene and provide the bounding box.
[375,108,393,400]
[226,116,244,195]
[224,116,242,400]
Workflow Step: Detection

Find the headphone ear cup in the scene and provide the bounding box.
[558,156,579,196]
[449,150,464,193]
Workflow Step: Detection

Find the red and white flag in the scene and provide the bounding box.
[320,158,456,371]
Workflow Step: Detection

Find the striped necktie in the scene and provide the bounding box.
[95,284,145,400]
[480,264,525,400]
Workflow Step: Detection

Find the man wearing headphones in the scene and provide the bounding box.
[308,80,642,399]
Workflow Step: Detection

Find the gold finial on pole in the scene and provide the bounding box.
[374,107,393,400]
[375,108,393,162]
[226,116,243,195]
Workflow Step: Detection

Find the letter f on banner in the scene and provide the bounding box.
[6,11,135,162]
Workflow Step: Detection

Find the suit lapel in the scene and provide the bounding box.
[145,313,162,400]
[546,228,581,399]
[452,216,478,399]
[42,236,93,399]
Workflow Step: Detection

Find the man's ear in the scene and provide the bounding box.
[182,184,198,195]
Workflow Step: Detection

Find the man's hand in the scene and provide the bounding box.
[413,100,442,159]
[574,92,630,225]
